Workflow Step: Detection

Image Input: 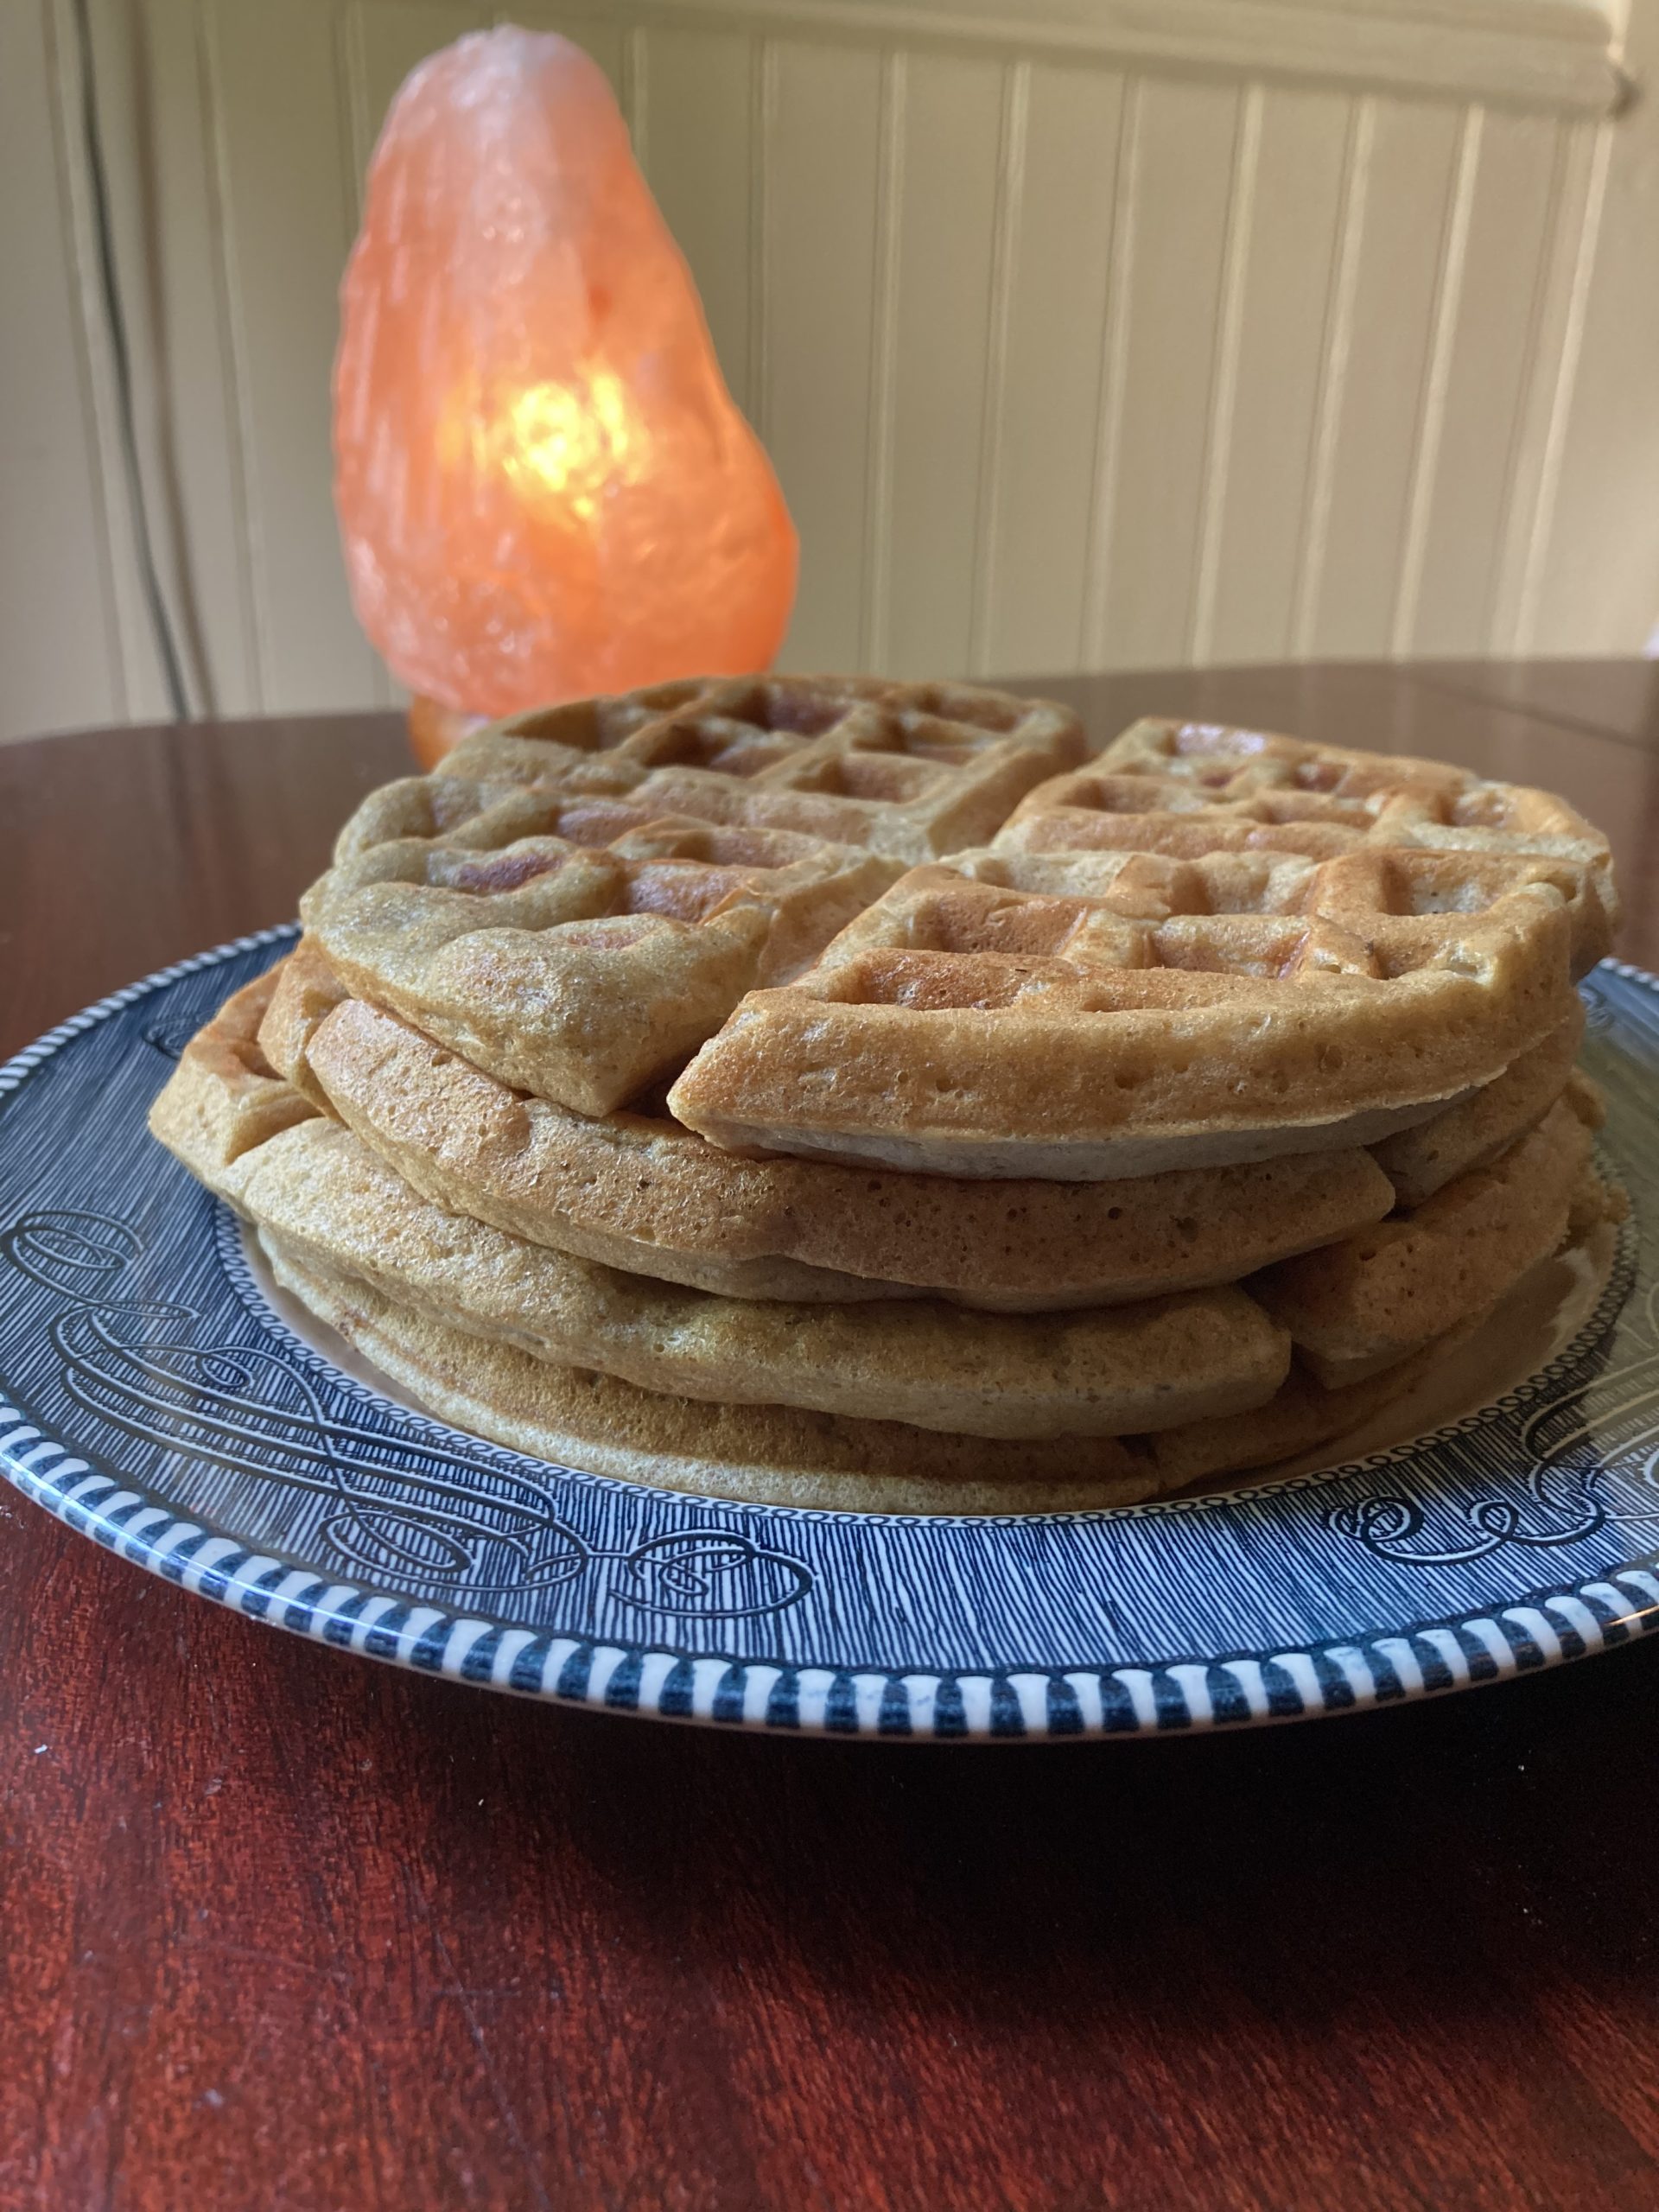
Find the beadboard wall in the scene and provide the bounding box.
[4,0,1657,742]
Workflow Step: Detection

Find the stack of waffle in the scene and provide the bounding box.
[151,677,1623,1513]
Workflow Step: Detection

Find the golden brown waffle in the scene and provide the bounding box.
[265,1237,1477,1516]
[305,675,1082,1118]
[1249,1093,1598,1387]
[267,948,1592,1311]
[149,689,1626,1515]
[667,841,1584,1178]
[262,949,1398,1309]
[154,975,1294,1441]
[159,976,316,1162]
[435,673,1085,859]
[155,974,1604,1448]
[303,808,901,1119]
[999,716,1618,976]
[1370,1004,1586,1204]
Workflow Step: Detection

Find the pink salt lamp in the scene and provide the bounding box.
[334,27,797,739]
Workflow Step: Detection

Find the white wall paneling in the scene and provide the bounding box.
[3,0,1655,741]
[978,60,1123,677]
[1524,0,1659,654]
[1084,74,1245,671]
[3,0,130,739]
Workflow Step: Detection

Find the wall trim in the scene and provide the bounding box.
[530,0,1631,116]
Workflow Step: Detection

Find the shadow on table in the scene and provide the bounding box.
[18,1524,1657,2208]
[385,1630,1659,2036]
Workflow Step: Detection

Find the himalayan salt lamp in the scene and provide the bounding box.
[334,28,797,724]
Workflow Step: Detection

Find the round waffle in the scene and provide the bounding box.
[666,842,1584,1178]
[303,685,1610,1181]
[154,972,1607,1451]
[262,944,1589,1311]
[302,675,1084,1118]
[1249,1091,1599,1387]
[147,683,1623,1516]
[998,715,1618,976]
[262,1239,1477,1516]
[155,975,1294,1441]
[259,944,1399,1311]
[666,713,1611,1176]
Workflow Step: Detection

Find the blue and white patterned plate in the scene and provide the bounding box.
[3,929,1658,1740]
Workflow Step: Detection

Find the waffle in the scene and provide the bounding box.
[303,675,1081,1118]
[1000,716,1618,976]
[302,810,900,1121]
[160,980,318,1160]
[1370,1003,1586,1204]
[667,842,1584,1178]
[154,975,1294,1441]
[340,674,1083,868]
[1250,1092,1601,1387]
[435,673,1085,859]
[265,957,1395,1309]
[149,685,1624,1514]
[667,710,1613,1177]
[258,937,346,1115]
[159,970,1607,1441]
[265,1239,1476,1516]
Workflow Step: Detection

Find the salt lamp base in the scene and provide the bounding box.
[407,694,487,770]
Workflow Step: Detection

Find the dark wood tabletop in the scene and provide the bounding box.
[3,661,1659,2212]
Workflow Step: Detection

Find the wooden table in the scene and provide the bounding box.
[3,661,1658,2212]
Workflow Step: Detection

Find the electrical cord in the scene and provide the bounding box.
[70,0,191,719]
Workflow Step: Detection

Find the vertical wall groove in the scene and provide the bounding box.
[1291,92,1373,658]
[196,0,268,710]
[334,0,366,221]
[859,49,906,671]
[1188,80,1262,664]
[746,36,775,441]
[623,23,649,168]
[1514,115,1612,652]
[41,0,131,719]
[966,58,1027,680]
[331,0,390,706]
[1484,119,1571,654]
[1389,101,1482,657]
[1079,73,1141,669]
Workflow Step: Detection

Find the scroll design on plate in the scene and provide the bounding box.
[141,1015,200,1062]
[1323,1465,1606,1567]
[0,1207,812,1618]
[1324,1270,1656,1567]
[1580,968,1659,1060]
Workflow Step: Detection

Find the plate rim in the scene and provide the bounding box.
[2,929,1656,1742]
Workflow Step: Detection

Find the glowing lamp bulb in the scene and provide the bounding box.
[333,28,798,722]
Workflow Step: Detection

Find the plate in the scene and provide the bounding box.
[2,928,1657,1740]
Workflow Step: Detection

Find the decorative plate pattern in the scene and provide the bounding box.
[1,929,1657,1739]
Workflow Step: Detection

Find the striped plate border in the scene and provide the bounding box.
[4,1414,1657,1737]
